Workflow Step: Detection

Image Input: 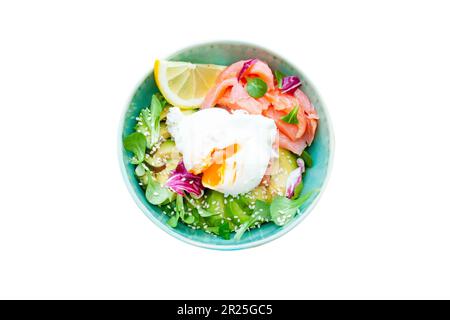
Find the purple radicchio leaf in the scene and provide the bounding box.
[165,161,204,197]
[237,59,257,81]
[281,76,302,94]
[285,158,306,199]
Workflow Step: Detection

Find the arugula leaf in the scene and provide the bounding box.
[300,150,313,168]
[275,70,285,89]
[281,105,299,124]
[270,190,317,226]
[124,132,146,164]
[218,222,231,240]
[234,200,271,240]
[246,77,268,98]
[145,173,174,205]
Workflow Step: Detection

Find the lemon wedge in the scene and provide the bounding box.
[154,60,225,109]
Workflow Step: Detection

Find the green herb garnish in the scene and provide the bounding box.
[246,77,268,98]
[281,106,299,124]
[275,70,285,89]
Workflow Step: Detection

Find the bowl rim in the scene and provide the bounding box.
[118,40,335,250]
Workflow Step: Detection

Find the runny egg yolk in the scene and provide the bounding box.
[200,144,239,188]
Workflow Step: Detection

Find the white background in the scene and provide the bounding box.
[0,0,449,299]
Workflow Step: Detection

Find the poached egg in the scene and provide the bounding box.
[167,107,277,196]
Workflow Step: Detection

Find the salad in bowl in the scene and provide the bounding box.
[120,42,332,249]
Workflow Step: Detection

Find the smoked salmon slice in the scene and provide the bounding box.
[294,89,319,119]
[239,60,275,90]
[216,82,263,114]
[264,107,300,141]
[216,61,245,83]
[265,90,298,111]
[201,59,318,156]
[201,78,237,109]
[279,131,308,156]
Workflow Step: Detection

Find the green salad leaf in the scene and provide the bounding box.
[206,226,219,235]
[185,195,220,218]
[167,213,179,228]
[135,163,147,177]
[135,94,165,148]
[197,207,220,218]
[234,200,270,240]
[218,222,231,240]
[167,195,183,227]
[175,194,195,224]
[149,94,163,147]
[293,181,304,199]
[225,201,250,224]
[300,150,313,168]
[155,92,167,108]
[183,215,195,224]
[176,194,185,220]
[275,70,285,89]
[281,105,299,124]
[124,132,146,164]
[246,77,268,98]
[270,190,317,226]
[145,173,174,205]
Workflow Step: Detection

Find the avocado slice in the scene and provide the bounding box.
[146,141,182,184]
[268,148,298,198]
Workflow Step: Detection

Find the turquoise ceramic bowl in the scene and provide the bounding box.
[119,41,334,250]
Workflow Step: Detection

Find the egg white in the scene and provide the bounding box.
[167,107,277,196]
